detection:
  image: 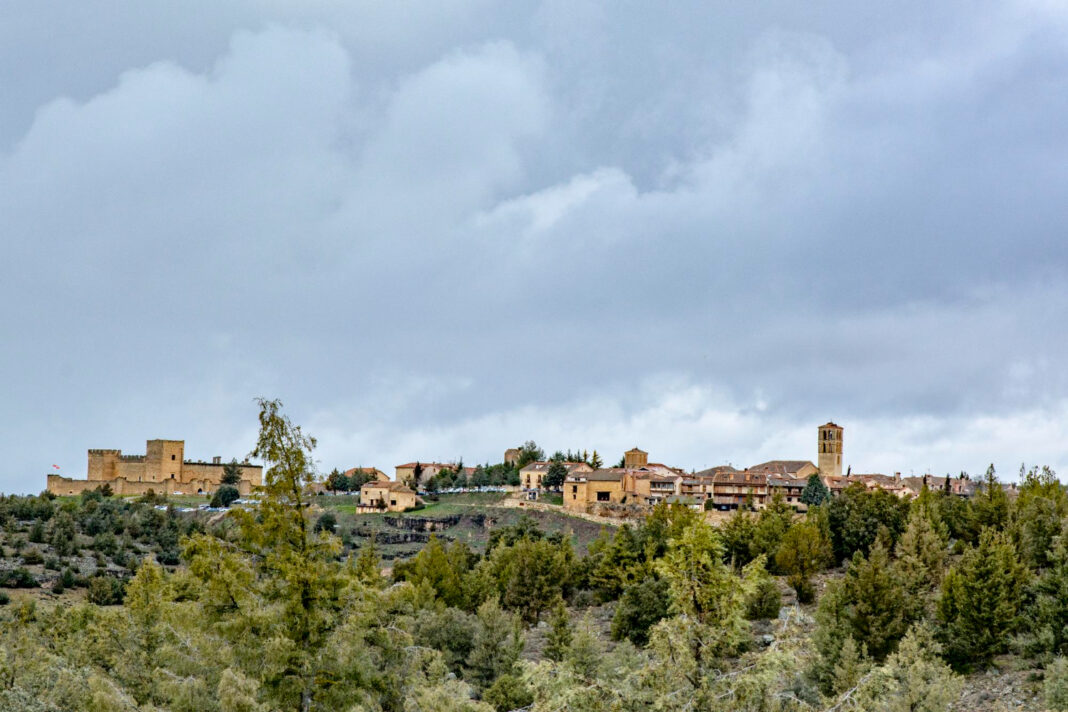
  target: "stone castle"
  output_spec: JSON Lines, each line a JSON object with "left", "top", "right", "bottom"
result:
{"left": 47, "top": 439, "right": 262, "bottom": 496}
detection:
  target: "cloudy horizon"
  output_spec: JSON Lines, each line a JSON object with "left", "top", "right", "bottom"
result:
{"left": 4, "top": 1, "right": 1068, "bottom": 493}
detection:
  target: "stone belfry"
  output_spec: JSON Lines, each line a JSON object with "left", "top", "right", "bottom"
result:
{"left": 818, "top": 422, "right": 843, "bottom": 478}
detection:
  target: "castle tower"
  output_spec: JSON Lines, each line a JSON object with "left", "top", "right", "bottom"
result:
{"left": 624, "top": 448, "right": 648, "bottom": 469}
{"left": 817, "top": 423, "right": 843, "bottom": 478}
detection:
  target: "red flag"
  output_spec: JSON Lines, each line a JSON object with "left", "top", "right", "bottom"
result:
{"left": 52, "top": 464, "right": 60, "bottom": 470}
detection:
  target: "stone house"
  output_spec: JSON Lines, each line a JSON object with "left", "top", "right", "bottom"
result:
{"left": 359, "top": 480, "right": 418, "bottom": 512}
{"left": 563, "top": 469, "right": 628, "bottom": 512}
{"left": 519, "top": 461, "right": 592, "bottom": 490}
{"left": 710, "top": 470, "right": 769, "bottom": 510}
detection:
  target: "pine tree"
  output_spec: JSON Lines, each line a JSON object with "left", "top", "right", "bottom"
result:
{"left": 566, "top": 613, "right": 602, "bottom": 680}
{"left": 844, "top": 535, "right": 910, "bottom": 661}
{"left": 775, "top": 519, "right": 831, "bottom": 603}
{"left": 938, "top": 528, "right": 1029, "bottom": 670}
{"left": 832, "top": 636, "right": 870, "bottom": 695}
{"left": 973, "top": 464, "right": 1009, "bottom": 531}
{"left": 221, "top": 459, "right": 243, "bottom": 486}
{"left": 466, "top": 598, "right": 524, "bottom": 690}
{"left": 589, "top": 450, "right": 603, "bottom": 470}
{"left": 543, "top": 600, "right": 572, "bottom": 662}
{"left": 895, "top": 507, "right": 948, "bottom": 591}
{"left": 801, "top": 474, "right": 831, "bottom": 507}
{"left": 353, "top": 540, "right": 382, "bottom": 587}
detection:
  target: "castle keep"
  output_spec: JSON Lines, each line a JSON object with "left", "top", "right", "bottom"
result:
{"left": 47, "top": 439, "right": 262, "bottom": 496}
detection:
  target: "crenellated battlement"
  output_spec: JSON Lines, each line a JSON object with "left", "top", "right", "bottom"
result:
{"left": 50, "top": 439, "right": 263, "bottom": 495}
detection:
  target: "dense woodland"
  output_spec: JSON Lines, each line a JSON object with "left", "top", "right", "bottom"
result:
{"left": 2, "top": 402, "right": 1068, "bottom": 710}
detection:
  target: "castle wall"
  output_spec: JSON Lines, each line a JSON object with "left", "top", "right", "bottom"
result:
{"left": 48, "top": 439, "right": 262, "bottom": 496}
{"left": 116, "top": 460, "right": 148, "bottom": 482}
{"left": 181, "top": 462, "right": 262, "bottom": 488}
{"left": 87, "top": 449, "right": 120, "bottom": 481}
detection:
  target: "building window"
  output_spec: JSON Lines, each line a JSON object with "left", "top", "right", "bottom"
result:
{"left": 390, "top": 499, "right": 396, "bottom": 506}
{"left": 171, "top": 454, "right": 176, "bottom": 460}
{"left": 597, "top": 491, "right": 610, "bottom": 502}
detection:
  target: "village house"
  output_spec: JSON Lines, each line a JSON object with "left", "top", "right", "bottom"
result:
{"left": 358, "top": 480, "right": 419, "bottom": 512}
{"left": 562, "top": 447, "right": 688, "bottom": 512}
{"left": 563, "top": 469, "right": 628, "bottom": 511}
{"left": 710, "top": 469, "right": 769, "bottom": 510}
{"left": 628, "top": 472, "right": 683, "bottom": 504}
{"left": 519, "top": 461, "right": 593, "bottom": 490}
{"left": 768, "top": 475, "right": 807, "bottom": 510}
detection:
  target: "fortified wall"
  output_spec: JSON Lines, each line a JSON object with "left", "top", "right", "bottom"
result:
{"left": 47, "top": 439, "right": 262, "bottom": 496}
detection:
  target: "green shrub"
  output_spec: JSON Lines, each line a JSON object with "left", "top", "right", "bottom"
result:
{"left": 210, "top": 485, "right": 240, "bottom": 508}
{"left": 0, "top": 592, "right": 9, "bottom": 605}
{"left": 59, "top": 567, "right": 78, "bottom": 589}
{"left": 746, "top": 576, "right": 782, "bottom": 620}
{"left": 21, "top": 548, "right": 44, "bottom": 566}
{"left": 0, "top": 568, "right": 38, "bottom": 588}
{"left": 87, "top": 575, "right": 125, "bottom": 605}
{"left": 1046, "top": 657, "right": 1068, "bottom": 711}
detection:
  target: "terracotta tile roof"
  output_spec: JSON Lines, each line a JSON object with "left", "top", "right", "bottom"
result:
{"left": 696, "top": 465, "right": 739, "bottom": 477}
{"left": 713, "top": 470, "right": 768, "bottom": 486}
{"left": 748, "top": 460, "right": 816, "bottom": 477}
{"left": 566, "top": 468, "right": 625, "bottom": 482}
{"left": 344, "top": 467, "right": 385, "bottom": 477}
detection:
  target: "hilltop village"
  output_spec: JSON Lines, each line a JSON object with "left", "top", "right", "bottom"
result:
{"left": 354, "top": 422, "right": 989, "bottom": 514}
{"left": 48, "top": 422, "right": 988, "bottom": 517}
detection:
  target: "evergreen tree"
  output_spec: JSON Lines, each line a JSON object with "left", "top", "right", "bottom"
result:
{"left": 611, "top": 576, "right": 671, "bottom": 645}
{"left": 566, "top": 613, "right": 602, "bottom": 680}
{"left": 353, "top": 541, "right": 382, "bottom": 586}
{"left": 775, "top": 519, "right": 831, "bottom": 603}
{"left": 394, "top": 535, "right": 467, "bottom": 608}
{"left": 516, "top": 441, "right": 545, "bottom": 469}
{"left": 800, "top": 474, "right": 831, "bottom": 507}
{"left": 183, "top": 398, "right": 349, "bottom": 711}
{"left": 1017, "top": 521, "right": 1068, "bottom": 658}
{"left": 720, "top": 508, "right": 756, "bottom": 568}
{"left": 589, "top": 450, "right": 603, "bottom": 470}
{"left": 221, "top": 459, "right": 243, "bottom": 486}
{"left": 938, "top": 528, "right": 1029, "bottom": 670}
{"left": 973, "top": 464, "right": 1010, "bottom": 532}
{"left": 844, "top": 535, "right": 910, "bottom": 661}
{"left": 542, "top": 461, "right": 568, "bottom": 490}
{"left": 845, "top": 624, "right": 962, "bottom": 712}
{"left": 895, "top": 506, "right": 948, "bottom": 592}
{"left": 827, "top": 482, "right": 910, "bottom": 563}
{"left": 751, "top": 493, "right": 794, "bottom": 569}
{"left": 466, "top": 598, "right": 524, "bottom": 690}
{"left": 543, "top": 599, "right": 572, "bottom": 662}
{"left": 654, "top": 518, "right": 753, "bottom": 656}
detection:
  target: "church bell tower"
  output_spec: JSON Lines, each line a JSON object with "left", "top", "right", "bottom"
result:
{"left": 818, "top": 422, "right": 843, "bottom": 478}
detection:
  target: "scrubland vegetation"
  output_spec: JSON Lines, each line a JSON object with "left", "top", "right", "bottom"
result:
{"left": 2, "top": 400, "right": 1067, "bottom": 711}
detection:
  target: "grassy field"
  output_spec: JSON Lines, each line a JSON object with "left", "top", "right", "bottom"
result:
{"left": 313, "top": 491, "right": 615, "bottom": 560}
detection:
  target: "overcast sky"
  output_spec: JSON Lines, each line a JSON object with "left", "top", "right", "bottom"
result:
{"left": 3, "top": 1, "right": 1068, "bottom": 492}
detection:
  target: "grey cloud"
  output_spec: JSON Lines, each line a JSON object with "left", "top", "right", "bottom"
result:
{"left": 3, "top": 2, "right": 1068, "bottom": 490}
